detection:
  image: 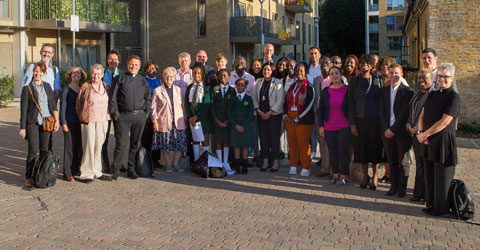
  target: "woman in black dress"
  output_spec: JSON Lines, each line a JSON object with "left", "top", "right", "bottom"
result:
{"left": 347, "top": 55, "right": 384, "bottom": 189}
{"left": 417, "top": 63, "right": 460, "bottom": 216}
{"left": 60, "top": 67, "right": 86, "bottom": 181}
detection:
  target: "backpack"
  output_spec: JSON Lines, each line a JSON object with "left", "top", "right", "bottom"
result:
{"left": 449, "top": 179, "right": 475, "bottom": 220}
{"left": 32, "top": 151, "right": 59, "bottom": 188}
{"left": 135, "top": 147, "right": 153, "bottom": 177}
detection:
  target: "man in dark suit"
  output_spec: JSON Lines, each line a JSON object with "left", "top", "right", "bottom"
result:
{"left": 194, "top": 50, "right": 214, "bottom": 76}
{"left": 379, "top": 64, "right": 414, "bottom": 198}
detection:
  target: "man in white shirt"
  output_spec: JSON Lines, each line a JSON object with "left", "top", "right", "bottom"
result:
{"left": 23, "top": 43, "right": 61, "bottom": 101}
{"left": 262, "top": 43, "right": 275, "bottom": 64}
{"left": 229, "top": 56, "right": 255, "bottom": 96}
{"left": 379, "top": 64, "right": 414, "bottom": 198}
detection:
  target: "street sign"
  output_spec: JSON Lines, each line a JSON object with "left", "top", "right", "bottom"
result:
{"left": 71, "top": 15, "right": 79, "bottom": 32}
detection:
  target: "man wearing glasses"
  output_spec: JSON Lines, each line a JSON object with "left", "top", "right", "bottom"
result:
{"left": 23, "top": 43, "right": 61, "bottom": 101}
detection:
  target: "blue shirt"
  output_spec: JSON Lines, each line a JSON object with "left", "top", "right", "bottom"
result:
{"left": 103, "top": 68, "right": 120, "bottom": 87}
{"left": 23, "top": 63, "right": 61, "bottom": 91}
{"left": 146, "top": 76, "right": 162, "bottom": 96}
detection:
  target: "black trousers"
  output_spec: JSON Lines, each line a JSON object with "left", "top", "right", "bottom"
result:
{"left": 412, "top": 137, "right": 425, "bottom": 199}
{"left": 26, "top": 124, "right": 50, "bottom": 178}
{"left": 112, "top": 112, "right": 147, "bottom": 173}
{"left": 257, "top": 114, "right": 282, "bottom": 161}
{"left": 325, "top": 127, "right": 352, "bottom": 176}
{"left": 63, "top": 123, "right": 82, "bottom": 178}
{"left": 424, "top": 157, "right": 456, "bottom": 213}
{"left": 382, "top": 134, "right": 411, "bottom": 192}
{"left": 185, "top": 125, "right": 194, "bottom": 163}
{"left": 101, "top": 120, "right": 113, "bottom": 173}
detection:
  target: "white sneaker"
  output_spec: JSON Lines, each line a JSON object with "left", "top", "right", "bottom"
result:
{"left": 300, "top": 168, "right": 311, "bottom": 177}
{"left": 289, "top": 167, "right": 297, "bottom": 175}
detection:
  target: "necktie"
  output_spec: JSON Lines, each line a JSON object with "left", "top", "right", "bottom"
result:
{"left": 192, "top": 85, "right": 199, "bottom": 110}
{"left": 238, "top": 94, "right": 241, "bottom": 101}
{"left": 223, "top": 86, "right": 226, "bottom": 97}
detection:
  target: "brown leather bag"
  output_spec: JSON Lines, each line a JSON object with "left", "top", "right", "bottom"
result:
{"left": 28, "top": 85, "right": 55, "bottom": 132}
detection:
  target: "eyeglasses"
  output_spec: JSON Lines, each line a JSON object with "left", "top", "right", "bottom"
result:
{"left": 333, "top": 61, "right": 341, "bottom": 65}
{"left": 437, "top": 75, "right": 453, "bottom": 80}
{"left": 41, "top": 51, "right": 53, "bottom": 55}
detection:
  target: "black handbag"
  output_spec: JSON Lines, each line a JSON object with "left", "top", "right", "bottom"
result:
{"left": 192, "top": 151, "right": 210, "bottom": 178}
{"left": 32, "top": 150, "right": 59, "bottom": 188}
{"left": 135, "top": 147, "right": 153, "bottom": 177}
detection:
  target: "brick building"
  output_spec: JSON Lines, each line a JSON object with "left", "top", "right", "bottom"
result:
{"left": 366, "top": 0, "right": 404, "bottom": 61}
{"left": 148, "top": 0, "right": 319, "bottom": 71}
{"left": 403, "top": 0, "right": 480, "bottom": 123}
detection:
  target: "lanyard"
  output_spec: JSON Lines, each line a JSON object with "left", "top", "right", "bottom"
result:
{"left": 292, "top": 83, "right": 302, "bottom": 106}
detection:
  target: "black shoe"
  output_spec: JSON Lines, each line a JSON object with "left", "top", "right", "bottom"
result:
{"left": 259, "top": 166, "right": 270, "bottom": 172}
{"left": 278, "top": 151, "right": 285, "bottom": 160}
{"left": 380, "top": 176, "right": 390, "bottom": 183}
{"left": 112, "top": 172, "right": 119, "bottom": 180}
{"left": 422, "top": 207, "right": 433, "bottom": 213}
{"left": 386, "top": 188, "right": 398, "bottom": 196}
{"left": 360, "top": 184, "right": 367, "bottom": 189}
{"left": 269, "top": 167, "right": 279, "bottom": 172}
{"left": 241, "top": 160, "right": 248, "bottom": 175}
{"left": 127, "top": 170, "right": 139, "bottom": 179}
{"left": 395, "top": 189, "right": 406, "bottom": 198}
{"left": 369, "top": 184, "right": 377, "bottom": 191}
{"left": 247, "top": 163, "right": 255, "bottom": 168}
{"left": 120, "top": 165, "right": 127, "bottom": 172}
{"left": 233, "top": 160, "right": 241, "bottom": 174}
{"left": 80, "top": 178, "right": 94, "bottom": 183}
{"left": 410, "top": 197, "right": 423, "bottom": 202}
{"left": 316, "top": 158, "right": 322, "bottom": 166}
{"left": 97, "top": 175, "right": 112, "bottom": 181}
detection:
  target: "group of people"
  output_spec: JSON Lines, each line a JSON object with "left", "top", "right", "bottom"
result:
{"left": 20, "top": 43, "right": 460, "bottom": 217}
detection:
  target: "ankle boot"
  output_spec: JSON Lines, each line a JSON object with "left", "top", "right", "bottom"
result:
{"left": 234, "top": 159, "right": 241, "bottom": 174}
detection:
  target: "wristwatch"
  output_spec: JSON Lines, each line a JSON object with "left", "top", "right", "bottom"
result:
{"left": 416, "top": 130, "right": 423, "bottom": 135}
{"left": 294, "top": 117, "right": 299, "bottom": 123}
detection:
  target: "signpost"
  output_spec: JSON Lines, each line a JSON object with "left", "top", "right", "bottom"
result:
{"left": 71, "top": 0, "right": 79, "bottom": 66}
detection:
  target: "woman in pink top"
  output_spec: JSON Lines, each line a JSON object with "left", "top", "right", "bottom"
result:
{"left": 318, "top": 66, "right": 352, "bottom": 185}
{"left": 76, "top": 64, "right": 111, "bottom": 183}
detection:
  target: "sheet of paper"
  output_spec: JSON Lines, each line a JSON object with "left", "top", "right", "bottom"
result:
{"left": 207, "top": 154, "right": 235, "bottom": 175}
{"left": 190, "top": 122, "right": 204, "bottom": 142}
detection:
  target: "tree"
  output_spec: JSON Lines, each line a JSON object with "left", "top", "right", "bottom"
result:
{"left": 318, "top": 0, "right": 365, "bottom": 58}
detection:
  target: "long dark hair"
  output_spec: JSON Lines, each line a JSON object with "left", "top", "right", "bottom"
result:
{"left": 248, "top": 59, "right": 263, "bottom": 80}
{"left": 273, "top": 56, "right": 288, "bottom": 79}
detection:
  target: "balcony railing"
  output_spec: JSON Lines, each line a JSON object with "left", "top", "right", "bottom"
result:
{"left": 369, "top": 23, "right": 379, "bottom": 33}
{"left": 285, "top": 0, "right": 312, "bottom": 13}
{"left": 25, "top": 0, "right": 130, "bottom": 25}
{"left": 369, "top": 4, "right": 379, "bottom": 11}
{"left": 230, "top": 16, "right": 277, "bottom": 39}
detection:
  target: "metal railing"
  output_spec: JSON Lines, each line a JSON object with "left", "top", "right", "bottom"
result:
{"left": 25, "top": 0, "right": 130, "bottom": 25}
{"left": 369, "top": 4, "right": 379, "bottom": 11}
{"left": 230, "top": 16, "right": 277, "bottom": 38}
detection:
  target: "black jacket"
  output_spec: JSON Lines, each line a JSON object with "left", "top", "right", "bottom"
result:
{"left": 347, "top": 75, "right": 383, "bottom": 124}
{"left": 318, "top": 86, "right": 350, "bottom": 127}
{"left": 378, "top": 83, "right": 414, "bottom": 135}
{"left": 110, "top": 72, "right": 152, "bottom": 117}
{"left": 20, "top": 82, "right": 57, "bottom": 129}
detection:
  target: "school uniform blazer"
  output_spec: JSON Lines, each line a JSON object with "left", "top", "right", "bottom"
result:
{"left": 252, "top": 77, "right": 284, "bottom": 115}
{"left": 20, "top": 81, "right": 57, "bottom": 129}
{"left": 210, "top": 85, "right": 236, "bottom": 122}
{"left": 347, "top": 75, "right": 383, "bottom": 125}
{"left": 151, "top": 84, "right": 186, "bottom": 132}
{"left": 378, "top": 83, "right": 414, "bottom": 136}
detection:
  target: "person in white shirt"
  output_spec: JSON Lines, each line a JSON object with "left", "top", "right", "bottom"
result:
{"left": 229, "top": 56, "right": 255, "bottom": 97}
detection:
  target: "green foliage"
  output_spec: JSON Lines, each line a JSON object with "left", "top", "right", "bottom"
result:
{"left": 25, "top": 0, "right": 129, "bottom": 25}
{"left": 318, "top": 0, "right": 365, "bottom": 58}
{"left": 0, "top": 75, "right": 14, "bottom": 107}
{"left": 458, "top": 121, "right": 480, "bottom": 134}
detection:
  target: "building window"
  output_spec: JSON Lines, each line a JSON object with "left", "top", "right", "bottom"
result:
{"left": 386, "top": 16, "right": 403, "bottom": 30}
{"left": 369, "top": 0, "right": 378, "bottom": 11}
{"left": 236, "top": 3, "right": 246, "bottom": 16}
{"left": 369, "top": 33, "right": 379, "bottom": 52}
{"left": 66, "top": 45, "right": 100, "bottom": 70}
{"left": 386, "top": 0, "right": 404, "bottom": 10}
{"left": 387, "top": 36, "right": 402, "bottom": 50}
{"left": 247, "top": 5, "right": 253, "bottom": 16}
{"left": 197, "top": 0, "right": 206, "bottom": 37}
{"left": 369, "top": 16, "right": 378, "bottom": 33}
{"left": 0, "top": 0, "right": 8, "bottom": 18}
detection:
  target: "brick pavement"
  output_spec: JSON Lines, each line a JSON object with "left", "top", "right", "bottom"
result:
{"left": 1, "top": 102, "right": 480, "bottom": 249}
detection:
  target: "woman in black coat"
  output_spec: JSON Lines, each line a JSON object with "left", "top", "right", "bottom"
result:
{"left": 417, "top": 63, "right": 460, "bottom": 216}
{"left": 19, "top": 62, "right": 59, "bottom": 187}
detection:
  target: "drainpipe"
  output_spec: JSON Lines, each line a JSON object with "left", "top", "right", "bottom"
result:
{"left": 146, "top": 0, "right": 149, "bottom": 61}
{"left": 232, "top": 0, "right": 235, "bottom": 60}
{"left": 365, "top": 0, "right": 369, "bottom": 55}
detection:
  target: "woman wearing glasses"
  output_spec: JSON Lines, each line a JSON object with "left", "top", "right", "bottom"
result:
{"left": 417, "top": 63, "right": 460, "bottom": 216}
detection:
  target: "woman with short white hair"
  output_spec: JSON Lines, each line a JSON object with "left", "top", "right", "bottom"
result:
{"left": 151, "top": 67, "right": 187, "bottom": 172}
{"left": 76, "top": 64, "right": 111, "bottom": 183}
{"left": 417, "top": 63, "right": 460, "bottom": 216}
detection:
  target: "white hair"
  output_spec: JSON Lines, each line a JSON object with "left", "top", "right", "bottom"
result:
{"left": 178, "top": 52, "right": 191, "bottom": 61}
{"left": 90, "top": 63, "right": 105, "bottom": 74}
{"left": 437, "top": 63, "right": 455, "bottom": 76}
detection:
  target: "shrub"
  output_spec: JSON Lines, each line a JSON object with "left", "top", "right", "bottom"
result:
{"left": 0, "top": 75, "right": 14, "bottom": 107}
{"left": 458, "top": 121, "right": 480, "bottom": 134}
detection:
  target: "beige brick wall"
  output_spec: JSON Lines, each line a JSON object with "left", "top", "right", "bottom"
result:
{"left": 149, "top": 0, "right": 230, "bottom": 71}
{"left": 428, "top": 0, "right": 480, "bottom": 123}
